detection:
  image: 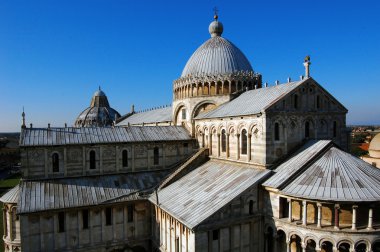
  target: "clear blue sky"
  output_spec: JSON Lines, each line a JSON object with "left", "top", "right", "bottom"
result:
{"left": 1, "top": 0, "right": 379, "bottom": 132}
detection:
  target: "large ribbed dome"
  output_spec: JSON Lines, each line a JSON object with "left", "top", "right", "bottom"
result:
{"left": 369, "top": 133, "right": 380, "bottom": 158}
{"left": 181, "top": 18, "right": 253, "bottom": 78}
{"left": 74, "top": 88, "right": 121, "bottom": 127}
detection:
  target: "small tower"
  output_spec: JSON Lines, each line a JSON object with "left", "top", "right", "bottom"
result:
{"left": 303, "top": 55, "right": 311, "bottom": 78}
{"left": 21, "top": 107, "right": 26, "bottom": 129}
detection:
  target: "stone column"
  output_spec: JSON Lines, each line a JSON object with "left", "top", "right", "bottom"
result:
{"left": 209, "top": 133, "right": 213, "bottom": 156}
{"left": 196, "top": 84, "right": 199, "bottom": 96}
{"left": 228, "top": 81, "right": 231, "bottom": 93}
{"left": 286, "top": 240, "right": 290, "bottom": 252}
{"left": 352, "top": 205, "right": 358, "bottom": 230}
{"left": 301, "top": 242, "right": 307, "bottom": 252}
{"left": 226, "top": 133, "right": 230, "bottom": 158}
{"left": 248, "top": 133, "right": 252, "bottom": 161}
{"left": 217, "top": 133, "right": 221, "bottom": 157}
{"left": 288, "top": 199, "right": 292, "bottom": 222}
{"left": 236, "top": 134, "right": 240, "bottom": 160}
{"left": 334, "top": 204, "right": 340, "bottom": 230}
{"left": 317, "top": 203, "right": 322, "bottom": 228}
{"left": 368, "top": 207, "right": 373, "bottom": 230}
{"left": 302, "top": 201, "right": 307, "bottom": 226}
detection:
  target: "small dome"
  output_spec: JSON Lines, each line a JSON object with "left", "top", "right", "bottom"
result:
{"left": 369, "top": 133, "right": 380, "bottom": 158}
{"left": 74, "top": 88, "right": 120, "bottom": 127}
{"left": 181, "top": 18, "right": 253, "bottom": 78}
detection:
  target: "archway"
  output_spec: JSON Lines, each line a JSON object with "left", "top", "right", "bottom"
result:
{"left": 276, "top": 230, "right": 286, "bottom": 252}
{"left": 338, "top": 242, "right": 350, "bottom": 252}
{"left": 306, "top": 239, "right": 317, "bottom": 252}
{"left": 373, "top": 241, "right": 380, "bottom": 252}
{"left": 321, "top": 241, "right": 333, "bottom": 252}
{"left": 290, "top": 234, "right": 302, "bottom": 252}
{"left": 192, "top": 102, "right": 216, "bottom": 118}
{"left": 355, "top": 243, "right": 367, "bottom": 252}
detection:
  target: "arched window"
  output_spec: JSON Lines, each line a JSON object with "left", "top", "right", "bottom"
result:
{"left": 294, "top": 94, "right": 298, "bottom": 109}
{"left": 89, "top": 150, "right": 96, "bottom": 169}
{"left": 122, "top": 150, "right": 128, "bottom": 167}
{"left": 221, "top": 129, "right": 226, "bottom": 153}
{"left": 305, "top": 121, "right": 310, "bottom": 138}
{"left": 249, "top": 200, "right": 254, "bottom": 214}
{"left": 316, "top": 95, "right": 320, "bottom": 109}
{"left": 153, "top": 147, "right": 159, "bottom": 165}
{"left": 274, "top": 123, "right": 280, "bottom": 141}
{"left": 241, "top": 129, "right": 247, "bottom": 155}
{"left": 52, "top": 153, "right": 59, "bottom": 172}
{"left": 333, "top": 121, "right": 337, "bottom": 137}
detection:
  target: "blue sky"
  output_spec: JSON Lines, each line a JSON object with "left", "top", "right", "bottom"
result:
{"left": 1, "top": 0, "right": 379, "bottom": 132}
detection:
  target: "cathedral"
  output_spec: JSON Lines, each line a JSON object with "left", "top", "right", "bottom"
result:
{"left": 2, "top": 15, "right": 380, "bottom": 252}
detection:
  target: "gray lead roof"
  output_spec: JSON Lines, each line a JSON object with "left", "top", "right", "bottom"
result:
{"left": 20, "top": 126, "right": 190, "bottom": 147}
{"left": 17, "top": 171, "right": 168, "bottom": 214}
{"left": 116, "top": 106, "right": 172, "bottom": 126}
{"left": 264, "top": 140, "right": 380, "bottom": 202}
{"left": 150, "top": 160, "right": 270, "bottom": 229}
{"left": 0, "top": 184, "right": 20, "bottom": 204}
{"left": 195, "top": 80, "right": 305, "bottom": 119}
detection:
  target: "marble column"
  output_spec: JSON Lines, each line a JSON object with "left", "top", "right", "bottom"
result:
{"left": 368, "top": 207, "right": 373, "bottom": 230}
{"left": 288, "top": 199, "right": 292, "bottom": 222}
{"left": 302, "top": 201, "right": 307, "bottom": 226}
{"left": 334, "top": 204, "right": 340, "bottom": 230}
{"left": 217, "top": 133, "right": 221, "bottom": 157}
{"left": 248, "top": 133, "right": 252, "bottom": 161}
{"left": 226, "top": 133, "right": 230, "bottom": 158}
{"left": 317, "top": 203, "right": 322, "bottom": 228}
{"left": 352, "top": 205, "right": 358, "bottom": 230}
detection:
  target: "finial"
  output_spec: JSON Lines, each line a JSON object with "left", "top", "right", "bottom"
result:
{"left": 98, "top": 85, "right": 101, "bottom": 91}
{"left": 21, "top": 106, "right": 26, "bottom": 129}
{"left": 213, "top": 7, "right": 218, "bottom": 20}
{"left": 303, "top": 55, "right": 311, "bottom": 78}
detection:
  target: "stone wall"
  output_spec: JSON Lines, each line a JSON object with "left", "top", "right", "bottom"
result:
{"left": 20, "top": 201, "right": 151, "bottom": 252}
{"left": 21, "top": 140, "right": 194, "bottom": 180}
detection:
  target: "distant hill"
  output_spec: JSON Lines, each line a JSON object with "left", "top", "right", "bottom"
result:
{"left": 0, "top": 133, "right": 20, "bottom": 149}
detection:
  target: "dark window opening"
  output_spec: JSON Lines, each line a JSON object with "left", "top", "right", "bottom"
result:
{"left": 333, "top": 121, "right": 337, "bottom": 137}
{"left": 122, "top": 150, "right": 128, "bottom": 167}
{"left": 105, "top": 207, "right": 112, "bottom": 226}
{"left": 316, "top": 95, "right": 320, "bottom": 109}
{"left": 175, "top": 237, "right": 180, "bottom": 252}
{"left": 58, "top": 212, "right": 65, "bottom": 233}
{"left": 127, "top": 205, "right": 134, "bottom": 223}
{"left": 221, "top": 129, "right": 226, "bottom": 152}
{"left": 249, "top": 200, "right": 254, "bottom": 214}
{"left": 294, "top": 94, "right": 298, "bottom": 109}
{"left": 274, "top": 123, "right": 280, "bottom": 141}
{"left": 153, "top": 147, "right": 159, "bottom": 165}
{"left": 82, "top": 209, "right": 89, "bottom": 229}
{"left": 212, "top": 230, "right": 219, "bottom": 240}
{"left": 89, "top": 150, "right": 96, "bottom": 169}
{"left": 52, "top": 153, "right": 59, "bottom": 172}
{"left": 181, "top": 109, "right": 186, "bottom": 120}
{"left": 183, "top": 143, "right": 188, "bottom": 148}
{"left": 305, "top": 121, "right": 310, "bottom": 138}
{"left": 241, "top": 129, "right": 247, "bottom": 155}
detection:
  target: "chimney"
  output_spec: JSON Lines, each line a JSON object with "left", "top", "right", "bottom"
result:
{"left": 303, "top": 55, "right": 311, "bottom": 78}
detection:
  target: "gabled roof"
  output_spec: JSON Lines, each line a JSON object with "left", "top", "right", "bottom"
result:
{"left": 20, "top": 126, "right": 190, "bottom": 147}
{"left": 0, "top": 184, "right": 20, "bottom": 204}
{"left": 150, "top": 160, "right": 270, "bottom": 229}
{"left": 263, "top": 140, "right": 380, "bottom": 202}
{"left": 116, "top": 106, "right": 172, "bottom": 126}
{"left": 17, "top": 171, "right": 168, "bottom": 214}
{"left": 195, "top": 80, "right": 305, "bottom": 119}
